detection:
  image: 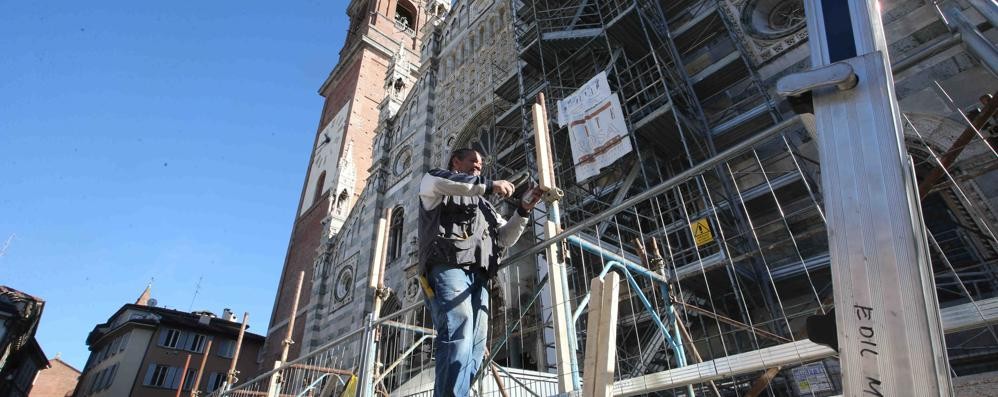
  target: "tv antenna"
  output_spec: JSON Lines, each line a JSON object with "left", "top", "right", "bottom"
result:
{"left": 188, "top": 275, "right": 203, "bottom": 312}
{"left": 0, "top": 234, "right": 14, "bottom": 258}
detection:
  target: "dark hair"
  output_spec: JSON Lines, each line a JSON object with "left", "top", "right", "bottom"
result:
{"left": 448, "top": 148, "right": 479, "bottom": 170}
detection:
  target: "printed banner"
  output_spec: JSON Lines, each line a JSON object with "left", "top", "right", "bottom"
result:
{"left": 557, "top": 72, "right": 632, "bottom": 182}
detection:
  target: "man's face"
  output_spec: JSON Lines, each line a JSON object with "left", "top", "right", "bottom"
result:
{"left": 452, "top": 152, "right": 482, "bottom": 176}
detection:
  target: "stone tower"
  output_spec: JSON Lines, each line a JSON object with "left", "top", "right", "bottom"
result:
{"left": 260, "top": 0, "right": 431, "bottom": 372}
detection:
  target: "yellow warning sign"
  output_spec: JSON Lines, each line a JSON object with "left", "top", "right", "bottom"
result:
{"left": 692, "top": 217, "right": 713, "bottom": 247}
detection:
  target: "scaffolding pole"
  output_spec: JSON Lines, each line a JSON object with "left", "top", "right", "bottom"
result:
{"left": 531, "top": 94, "right": 579, "bottom": 393}
{"left": 779, "top": 1, "right": 954, "bottom": 395}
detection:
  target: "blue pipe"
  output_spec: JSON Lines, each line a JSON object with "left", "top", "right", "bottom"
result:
{"left": 565, "top": 235, "right": 687, "bottom": 367}
{"left": 547, "top": 205, "right": 582, "bottom": 391}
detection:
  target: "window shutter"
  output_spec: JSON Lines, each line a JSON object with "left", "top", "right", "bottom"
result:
{"left": 178, "top": 331, "right": 191, "bottom": 350}
{"left": 157, "top": 329, "right": 168, "bottom": 346}
{"left": 88, "top": 370, "right": 101, "bottom": 393}
{"left": 207, "top": 372, "right": 220, "bottom": 391}
{"left": 143, "top": 364, "right": 156, "bottom": 385}
{"left": 105, "top": 364, "right": 118, "bottom": 389}
{"left": 165, "top": 367, "right": 178, "bottom": 389}
{"left": 119, "top": 332, "right": 130, "bottom": 351}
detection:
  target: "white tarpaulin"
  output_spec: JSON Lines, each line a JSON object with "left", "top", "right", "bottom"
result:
{"left": 556, "top": 72, "right": 632, "bottom": 182}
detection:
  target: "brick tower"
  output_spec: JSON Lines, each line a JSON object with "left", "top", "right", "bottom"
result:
{"left": 260, "top": 0, "right": 430, "bottom": 372}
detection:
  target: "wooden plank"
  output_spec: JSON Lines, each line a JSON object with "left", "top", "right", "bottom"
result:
{"left": 593, "top": 273, "right": 620, "bottom": 397}
{"left": 581, "top": 277, "right": 604, "bottom": 397}
{"left": 743, "top": 366, "right": 782, "bottom": 397}
{"left": 532, "top": 102, "right": 556, "bottom": 192}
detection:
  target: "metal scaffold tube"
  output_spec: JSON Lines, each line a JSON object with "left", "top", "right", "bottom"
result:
{"left": 784, "top": 1, "right": 955, "bottom": 395}
{"left": 503, "top": 115, "right": 806, "bottom": 267}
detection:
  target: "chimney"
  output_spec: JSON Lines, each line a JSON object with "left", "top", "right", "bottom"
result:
{"left": 222, "top": 308, "right": 237, "bottom": 322}
{"left": 198, "top": 313, "right": 211, "bottom": 326}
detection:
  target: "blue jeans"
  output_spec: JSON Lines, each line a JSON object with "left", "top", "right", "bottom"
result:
{"left": 426, "top": 265, "right": 489, "bottom": 397}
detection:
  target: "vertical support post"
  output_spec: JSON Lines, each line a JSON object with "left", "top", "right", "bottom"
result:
{"left": 176, "top": 354, "right": 192, "bottom": 397}
{"left": 224, "top": 312, "right": 249, "bottom": 390}
{"left": 802, "top": 1, "right": 953, "bottom": 395}
{"left": 190, "top": 340, "right": 212, "bottom": 397}
{"left": 532, "top": 95, "right": 579, "bottom": 393}
{"left": 266, "top": 361, "right": 281, "bottom": 397}
{"left": 581, "top": 272, "right": 618, "bottom": 397}
{"left": 581, "top": 277, "right": 603, "bottom": 397}
{"left": 359, "top": 208, "right": 393, "bottom": 397}
{"left": 281, "top": 271, "right": 306, "bottom": 363}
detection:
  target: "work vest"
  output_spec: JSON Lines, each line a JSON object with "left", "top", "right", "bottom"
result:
{"left": 418, "top": 194, "right": 502, "bottom": 276}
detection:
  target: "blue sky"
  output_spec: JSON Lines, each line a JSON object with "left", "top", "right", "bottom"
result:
{"left": 0, "top": 1, "right": 349, "bottom": 369}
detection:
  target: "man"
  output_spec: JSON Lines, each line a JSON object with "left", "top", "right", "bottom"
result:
{"left": 418, "top": 148, "right": 539, "bottom": 397}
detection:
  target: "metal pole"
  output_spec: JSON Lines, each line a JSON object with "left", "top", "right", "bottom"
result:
{"left": 224, "top": 312, "right": 249, "bottom": 390}
{"left": 792, "top": 1, "right": 954, "bottom": 395}
{"left": 967, "top": 0, "right": 998, "bottom": 37}
{"left": 280, "top": 271, "right": 306, "bottom": 363}
{"left": 190, "top": 340, "right": 212, "bottom": 397}
{"left": 358, "top": 208, "right": 392, "bottom": 397}
{"left": 944, "top": 5, "right": 998, "bottom": 75}
{"left": 175, "top": 354, "right": 192, "bottom": 397}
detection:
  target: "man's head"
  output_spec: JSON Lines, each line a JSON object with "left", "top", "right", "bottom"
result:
{"left": 448, "top": 148, "right": 483, "bottom": 176}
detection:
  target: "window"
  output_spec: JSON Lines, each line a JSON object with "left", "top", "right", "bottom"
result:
{"left": 99, "top": 364, "right": 118, "bottom": 391}
{"left": 187, "top": 333, "right": 207, "bottom": 353}
{"left": 395, "top": 0, "right": 417, "bottom": 31}
{"left": 387, "top": 207, "right": 405, "bottom": 262}
{"left": 160, "top": 329, "right": 182, "bottom": 349}
{"left": 182, "top": 368, "right": 198, "bottom": 391}
{"left": 84, "top": 354, "right": 96, "bottom": 371}
{"left": 96, "top": 344, "right": 110, "bottom": 362}
{"left": 145, "top": 364, "right": 170, "bottom": 387}
{"left": 88, "top": 368, "right": 105, "bottom": 394}
{"left": 144, "top": 364, "right": 182, "bottom": 389}
{"left": 742, "top": 0, "right": 806, "bottom": 39}
{"left": 314, "top": 171, "right": 327, "bottom": 205}
{"left": 108, "top": 336, "right": 121, "bottom": 355}
{"left": 118, "top": 331, "right": 130, "bottom": 351}
{"left": 207, "top": 372, "right": 226, "bottom": 392}
{"left": 336, "top": 190, "right": 350, "bottom": 215}
{"left": 216, "top": 339, "right": 236, "bottom": 359}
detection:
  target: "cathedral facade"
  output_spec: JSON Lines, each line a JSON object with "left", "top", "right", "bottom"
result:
{"left": 268, "top": 0, "right": 998, "bottom": 394}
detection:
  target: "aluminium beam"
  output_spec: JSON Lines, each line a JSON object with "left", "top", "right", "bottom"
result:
{"left": 610, "top": 292, "right": 998, "bottom": 396}
{"left": 612, "top": 340, "right": 835, "bottom": 396}
{"left": 940, "top": 296, "right": 998, "bottom": 333}
{"left": 802, "top": 1, "right": 952, "bottom": 395}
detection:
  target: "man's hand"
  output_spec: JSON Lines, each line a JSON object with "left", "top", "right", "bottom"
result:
{"left": 520, "top": 182, "right": 544, "bottom": 212}
{"left": 492, "top": 180, "right": 514, "bottom": 198}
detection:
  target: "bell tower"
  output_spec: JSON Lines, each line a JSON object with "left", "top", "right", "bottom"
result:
{"left": 260, "top": 0, "right": 430, "bottom": 373}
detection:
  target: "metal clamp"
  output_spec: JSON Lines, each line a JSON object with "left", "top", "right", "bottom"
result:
{"left": 776, "top": 62, "right": 858, "bottom": 98}
{"left": 775, "top": 62, "right": 858, "bottom": 116}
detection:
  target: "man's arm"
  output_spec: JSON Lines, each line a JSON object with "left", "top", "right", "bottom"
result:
{"left": 422, "top": 169, "right": 492, "bottom": 197}
{"left": 495, "top": 184, "right": 544, "bottom": 247}
{"left": 419, "top": 169, "right": 516, "bottom": 210}
{"left": 419, "top": 169, "right": 491, "bottom": 211}
{"left": 496, "top": 210, "right": 530, "bottom": 248}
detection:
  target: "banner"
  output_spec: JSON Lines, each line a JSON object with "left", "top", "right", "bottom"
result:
{"left": 557, "top": 72, "right": 632, "bottom": 182}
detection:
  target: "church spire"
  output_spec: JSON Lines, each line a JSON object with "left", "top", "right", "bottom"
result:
{"left": 135, "top": 282, "right": 152, "bottom": 306}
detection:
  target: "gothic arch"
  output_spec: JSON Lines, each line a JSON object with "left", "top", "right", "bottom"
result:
{"left": 451, "top": 102, "right": 527, "bottom": 179}
{"left": 395, "top": 0, "right": 418, "bottom": 31}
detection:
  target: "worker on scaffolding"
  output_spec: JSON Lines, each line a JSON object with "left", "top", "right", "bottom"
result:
{"left": 418, "top": 148, "right": 540, "bottom": 397}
